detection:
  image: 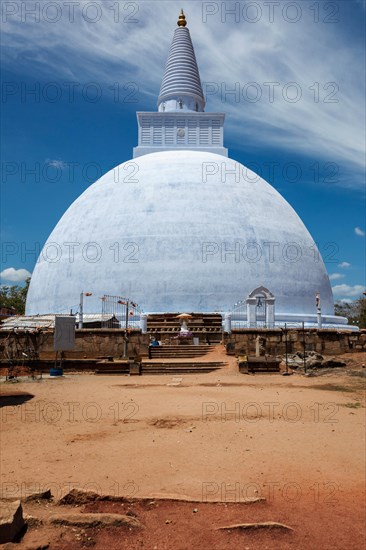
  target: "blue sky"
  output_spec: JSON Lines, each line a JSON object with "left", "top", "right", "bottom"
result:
{"left": 1, "top": 0, "right": 365, "bottom": 302}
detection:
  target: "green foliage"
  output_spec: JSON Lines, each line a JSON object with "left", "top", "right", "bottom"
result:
{"left": 0, "top": 278, "right": 30, "bottom": 314}
{"left": 335, "top": 295, "right": 366, "bottom": 329}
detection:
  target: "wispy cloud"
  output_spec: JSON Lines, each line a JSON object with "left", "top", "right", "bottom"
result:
{"left": 46, "top": 159, "right": 67, "bottom": 169}
{"left": 332, "top": 284, "right": 365, "bottom": 297}
{"left": 338, "top": 261, "right": 351, "bottom": 268}
{"left": 329, "top": 273, "right": 345, "bottom": 281}
{"left": 0, "top": 267, "right": 31, "bottom": 282}
{"left": 354, "top": 227, "right": 365, "bottom": 237}
{"left": 1, "top": 2, "right": 365, "bottom": 188}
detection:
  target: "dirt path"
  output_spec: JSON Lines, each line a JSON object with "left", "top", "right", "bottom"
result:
{"left": 1, "top": 351, "right": 365, "bottom": 548}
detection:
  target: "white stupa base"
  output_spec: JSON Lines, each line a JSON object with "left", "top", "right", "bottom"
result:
{"left": 229, "top": 312, "right": 357, "bottom": 331}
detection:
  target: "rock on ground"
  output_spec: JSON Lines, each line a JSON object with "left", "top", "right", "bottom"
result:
{"left": 0, "top": 500, "right": 25, "bottom": 543}
{"left": 48, "top": 512, "right": 140, "bottom": 528}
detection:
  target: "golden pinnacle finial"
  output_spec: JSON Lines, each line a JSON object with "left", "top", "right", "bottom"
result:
{"left": 177, "top": 9, "right": 187, "bottom": 27}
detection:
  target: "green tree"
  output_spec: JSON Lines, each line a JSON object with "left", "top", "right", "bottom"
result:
{"left": 0, "top": 278, "right": 30, "bottom": 314}
{"left": 335, "top": 295, "right": 366, "bottom": 329}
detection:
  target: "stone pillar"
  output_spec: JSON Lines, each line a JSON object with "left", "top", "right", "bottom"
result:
{"left": 224, "top": 313, "right": 232, "bottom": 333}
{"left": 140, "top": 313, "right": 147, "bottom": 334}
{"left": 266, "top": 298, "right": 275, "bottom": 328}
{"left": 255, "top": 336, "right": 260, "bottom": 357}
{"left": 317, "top": 308, "right": 322, "bottom": 329}
{"left": 246, "top": 298, "right": 257, "bottom": 328}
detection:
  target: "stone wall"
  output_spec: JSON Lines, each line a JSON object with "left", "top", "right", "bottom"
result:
{"left": 1, "top": 328, "right": 365, "bottom": 363}
{"left": 0, "top": 329, "right": 150, "bottom": 361}
{"left": 223, "top": 329, "right": 366, "bottom": 357}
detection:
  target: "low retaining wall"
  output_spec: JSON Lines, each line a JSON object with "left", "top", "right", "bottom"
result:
{"left": 223, "top": 329, "right": 366, "bottom": 356}
{"left": 1, "top": 328, "right": 365, "bottom": 364}
{"left": 0, "top": 329, "right": 150, "bottom": 361}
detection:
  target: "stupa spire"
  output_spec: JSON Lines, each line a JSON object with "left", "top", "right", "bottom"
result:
{"left": 158, "top": 11, "right": 205, "bottom": 112}
{"left": 133, "top": 10, "right": 227, "bottom": 158}
{"left": 177, "top": 9, "right": 187, "bottom": 27}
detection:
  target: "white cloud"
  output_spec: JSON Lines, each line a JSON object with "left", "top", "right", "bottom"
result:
{"left": 1, "top": 2, "right": 365, "bottom": 188}
{"left": 332, "top": 284, "right": 365, "bottom": 297}
{"left": 47, "top": 159, "right": 66, "bottom": 169}
{"left": 338, "top": 262, "right": 351, "bottom": 268}
{"left": 0, "top": 267, "right": 31, "bottom": 282}
{"left": 354, "top": 227, "right": 365, "bottom": 237}
{"left": 329, "top": 273, "right": 344, "bottom": 281}
{"left": 335, "top": 298, "right": 354, "bottom": 305}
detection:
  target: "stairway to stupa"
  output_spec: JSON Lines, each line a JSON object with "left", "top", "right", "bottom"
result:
{"left": 146, "top": 313, "right": 223, "bottom": 343}
{"left": 95, "top": 343, "right": 228, "bottom": 375}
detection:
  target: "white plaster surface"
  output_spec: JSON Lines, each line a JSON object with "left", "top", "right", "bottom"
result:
{"left": 26, "top": 151, "right": 337, "bottom": 321}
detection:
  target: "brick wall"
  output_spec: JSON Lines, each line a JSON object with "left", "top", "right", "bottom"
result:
{"left": 0, "top": 329, "right": 150, "bottom": 361}
{"left": 223, "top": 329, "right": 366, "bottom": 356}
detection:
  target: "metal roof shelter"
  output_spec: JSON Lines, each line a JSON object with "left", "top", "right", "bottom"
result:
{"left": 0, "top": 314, "right": 119, "bottom": 331}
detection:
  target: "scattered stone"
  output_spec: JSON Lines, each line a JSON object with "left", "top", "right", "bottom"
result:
{"left": 24, "top": 489, "right": 52, "bottom": 503}
{"left": 241, "top": 497, "right": 266, "bottom": 504}
{"left": 217, "top": 521, "right": 293, "bottom": 531}
{"left": 49, "top": 512, "right": 140, "bottom": 529}
{"left": 0, "top": 500, "right": 25, "bottom": 544}
{"left": 193, "top": 508, "right": 198, "bottom": 513}
{"left": 349, "top": 370, "right": 366, "bottom": 378}
{"left": 58, "top": 488, "right": 127, "bottom": 505}
{"left": 23, "top": 514, "right": 43, "bottom": 528}
{"left": 306, "top": 359, "right": 324, "bottom": 369}
{"left": 165, "top": 519, "right": 172, "bottom": 524}
{"left": 308, "top": 351, "right": 324, "bottom": 360}
{"left": 322, "top": 358, "right": 346, "bottom": 369}
{"left": 58, "top": 488, "right": 100, "bottom": 506}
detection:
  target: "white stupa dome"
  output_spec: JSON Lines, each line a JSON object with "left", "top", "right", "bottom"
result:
{"left": 25, "top": 11, "right": 350, "bottom": 328}
{"left": 26, "top": 150, "right": 334, "bottom": 317}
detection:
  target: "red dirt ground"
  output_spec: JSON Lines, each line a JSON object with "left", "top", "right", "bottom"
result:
{"left": 1, "top": 349, "right": 365, "bottom": 549}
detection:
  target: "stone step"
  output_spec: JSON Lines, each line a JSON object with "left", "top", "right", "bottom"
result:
{"left": 149, "top": 344, "right": 213, "bottom": 350}
{"left": 149, "top": 345, "right": 215, "bottom": 359}
{"left": 143, "top": 363, "right": 224, "bottom": 368}
{"left": 142, "top": 368, "right": 221, "bottom": 374}
{"left": 95, "top": 360, "right": 227, "bottom": 375}
{"left": 240, "top": 363, "right": 281, "bottom": 374}
{"left": 149, "top": 351, "right": 212, "bottom": 356}
{"left": 147, "top": 329, "right": 222, "bottom": 333}
{"left": 95, "top": 370, "right": 129, "bottom": 375}
{"left": 142, "top": 361, "right": 226, "bottom": 371}
{"left": 148, "top": 355, "right": 210, "bottom": 359}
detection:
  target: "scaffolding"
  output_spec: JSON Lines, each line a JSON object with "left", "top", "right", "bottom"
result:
{"left": 1, "top": 328, "right": 50, "bottom": 380}
{"left": 101, "top": 295, "right": 141, "bottom": 329}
